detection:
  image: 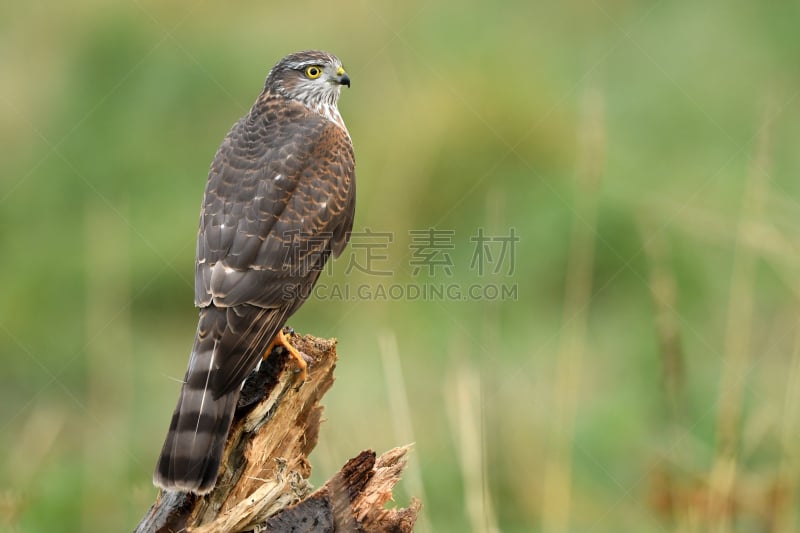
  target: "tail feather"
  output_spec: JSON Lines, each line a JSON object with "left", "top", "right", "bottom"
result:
{"left": 153, "top": 304, "right": 285, "bottom": 494}
{"left": 154, "top": 383, "right": 238, "bottom": 493}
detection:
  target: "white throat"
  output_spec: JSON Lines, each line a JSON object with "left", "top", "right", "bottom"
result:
{"left": 310, "top": 100, "right": 348, "bottom": 132}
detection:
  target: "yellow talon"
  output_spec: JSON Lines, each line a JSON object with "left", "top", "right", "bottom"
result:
{"left": 264, "top": 329, "right": 308, "bottom": 382}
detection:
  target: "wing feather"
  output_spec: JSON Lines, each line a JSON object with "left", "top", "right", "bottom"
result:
{"left": 195, "top": 99, "right": 355, "bottom": 309}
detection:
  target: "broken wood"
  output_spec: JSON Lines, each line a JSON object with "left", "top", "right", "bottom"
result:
{"left": 135, "top": 333, "right": 420, "bottom": 532}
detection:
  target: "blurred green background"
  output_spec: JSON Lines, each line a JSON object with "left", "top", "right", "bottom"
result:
{"left": 2, "top": 0, "right": 800, "bottom": 531}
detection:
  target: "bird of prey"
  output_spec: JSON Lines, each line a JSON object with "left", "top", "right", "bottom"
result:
{"left": 153, "top": 50, "right": 355, "bottom": 494}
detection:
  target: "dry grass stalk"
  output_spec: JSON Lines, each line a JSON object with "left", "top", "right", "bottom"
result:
{"left": 774, "top": 317, "right": 800, "bottom": 532}
{"left": 541, "top": 85, "right": 605, "bottom": 533}
{"left": 709, "top": 102, "right": 774, "bottom": 532}
{"left": 445, "top": 359, "right": 500, "bottom": 533}
{"left": 639, "top": 217, "right": 689, "bottom": 527}
{"left": 378, "top": 330, "right": 432, "bottom": 532}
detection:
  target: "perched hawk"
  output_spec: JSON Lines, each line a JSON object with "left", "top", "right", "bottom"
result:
{"left": 153, "top": 50, "right": 355, "bottom": 494}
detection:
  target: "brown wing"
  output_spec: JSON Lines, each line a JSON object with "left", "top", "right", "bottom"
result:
{"left": 193, "top": 97, "right": 354, "bottom": 395}
{"left": 195, "top": 98, "right": 355, "bottom": 311}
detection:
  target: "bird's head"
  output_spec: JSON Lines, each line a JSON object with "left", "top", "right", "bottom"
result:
{"left": 265, "top": 50, "right": 350, "bottom": 111}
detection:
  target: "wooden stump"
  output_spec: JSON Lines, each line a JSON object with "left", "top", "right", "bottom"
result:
{"left": 135, "top": 333, "right": 420, "bottom": 532}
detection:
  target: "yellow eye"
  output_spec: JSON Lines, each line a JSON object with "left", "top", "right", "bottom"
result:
{"left": 305, "top": 65, "right": 323, "bottom": 79}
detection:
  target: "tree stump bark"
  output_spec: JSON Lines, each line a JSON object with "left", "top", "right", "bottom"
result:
{"left": 135, "top": 333, "right": 420, "bottom": 532}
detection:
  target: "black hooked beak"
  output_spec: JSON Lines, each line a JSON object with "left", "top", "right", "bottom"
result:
{"left": 335, "top": 67, "right": 350, "bottom": 88}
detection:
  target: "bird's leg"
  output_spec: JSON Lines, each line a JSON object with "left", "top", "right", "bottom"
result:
{"left": 263, "top": 327, "right": 296, "bottom": 359}
{"left": 264, "top": 327, "right": 308, "bottom": 382}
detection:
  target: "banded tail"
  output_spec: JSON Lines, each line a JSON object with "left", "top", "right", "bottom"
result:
{"left": 153, "top": 304, "right": 283, "bottom": 493}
